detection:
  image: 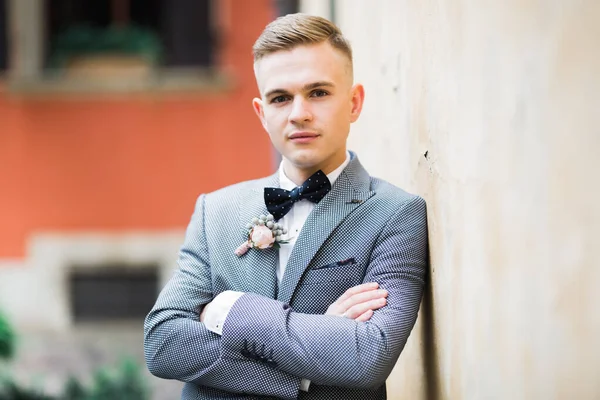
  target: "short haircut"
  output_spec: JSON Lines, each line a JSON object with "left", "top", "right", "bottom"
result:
{"left": 253, "top": 13, "right": 353, "bottom": 65}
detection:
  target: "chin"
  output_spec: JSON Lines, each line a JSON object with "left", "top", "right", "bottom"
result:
{"left": 286, "top": 153, "right": 322, "bottom": 169}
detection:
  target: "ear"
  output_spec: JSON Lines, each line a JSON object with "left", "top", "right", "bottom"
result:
{"left": 252, "top": 97, "right": 268, "bottom": 130}
{"left": 349, "top": 83, "right": 365, "bottom": 123}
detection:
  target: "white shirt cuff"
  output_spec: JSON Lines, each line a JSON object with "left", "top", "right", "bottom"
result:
{"left": 300, "top": 378, "right": 311, "bottom": 392}
{"left": 202, "top": 290, "right": 245, "bottom": 335}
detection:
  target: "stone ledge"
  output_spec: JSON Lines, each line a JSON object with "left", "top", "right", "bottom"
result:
{"left": 4, "top": 68, "right": 234, "bottom": 96}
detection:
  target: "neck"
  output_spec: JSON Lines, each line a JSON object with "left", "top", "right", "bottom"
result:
{"left": 282, "top": 152, "right": 347, "bottom": 186}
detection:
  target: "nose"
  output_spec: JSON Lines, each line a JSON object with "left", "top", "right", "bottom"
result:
{"left": 288, "top": 96, "right": 312, "bottom": 124}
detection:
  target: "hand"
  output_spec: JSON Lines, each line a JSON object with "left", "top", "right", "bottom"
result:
{"left": 325, "top": 282, "right": 388, "bottom": 322}
{"left": 200, "top": 301, "right": 211, "bottom": 322}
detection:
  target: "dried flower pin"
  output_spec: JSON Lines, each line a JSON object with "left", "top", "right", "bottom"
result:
{"left": 235, "top": 214, "right": 289, "bottom": 256}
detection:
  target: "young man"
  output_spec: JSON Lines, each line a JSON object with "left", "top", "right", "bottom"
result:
{"left": 144, "top": 13, "right": 428, "bottom": 400}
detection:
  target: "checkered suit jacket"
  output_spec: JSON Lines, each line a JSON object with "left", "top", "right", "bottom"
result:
{"left": 144, "top": 152, "right": 428, "bottom": 399}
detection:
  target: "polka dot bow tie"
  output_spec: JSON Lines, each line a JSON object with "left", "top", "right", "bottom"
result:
{"left": 264, "top": 170, "right": 332, "bottom": 220}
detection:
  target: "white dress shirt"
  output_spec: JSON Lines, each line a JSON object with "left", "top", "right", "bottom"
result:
{"left": 203, "top": 152, "right": 351, "bottom": 392}
{"left": 276, "top": 152, "right": 350, "bottom": 283}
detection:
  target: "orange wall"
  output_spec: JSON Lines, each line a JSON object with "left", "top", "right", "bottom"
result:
{"left": 0, "top": 1, "right": 277, "bottom": 258}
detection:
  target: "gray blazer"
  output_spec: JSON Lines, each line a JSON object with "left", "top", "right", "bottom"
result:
{"left": 144, "top": 152, "right": 428, "bottom": 399}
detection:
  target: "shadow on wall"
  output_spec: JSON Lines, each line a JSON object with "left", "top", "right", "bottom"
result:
{"left": 422, "top": 266, "right": 440, "bottom": 400}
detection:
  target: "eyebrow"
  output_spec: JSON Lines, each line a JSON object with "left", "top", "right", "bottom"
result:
{"left": 264, "top": 81, "right": 335, "bottom": 99}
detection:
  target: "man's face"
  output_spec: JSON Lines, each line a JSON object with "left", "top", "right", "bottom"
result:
{"left": 252, "top": 41, "right": 364, "bottom": 180}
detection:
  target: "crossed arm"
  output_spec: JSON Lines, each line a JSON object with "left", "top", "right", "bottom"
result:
{"left": 144, "top": 196, "right": 303, "bottom": 398}
{"left": 144, "top": 195, "right": 428, "bottom": 397}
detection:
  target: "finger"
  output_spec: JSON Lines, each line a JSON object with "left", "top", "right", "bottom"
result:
{"left": 327, "top": 288, "right": 387, "bottom": 316}
{"left": 325, "top": 283, "right": 383, "bottom": 316}
{"left": 354, "top": 309, "right": 373, "bottom": 322}
{"left": 334, "top": 282, "right": 379, "bottom": 304}
{"left": 344, "top": 297, "right": 387, "bottom": 320}
{"left": 339, "top": 289, "right": 388, "bottom": 311}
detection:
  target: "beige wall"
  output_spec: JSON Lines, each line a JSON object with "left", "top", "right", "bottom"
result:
{"left": 303, "top": 1, "right": 600, "bottom": 399}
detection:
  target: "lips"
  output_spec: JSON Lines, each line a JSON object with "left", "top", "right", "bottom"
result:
{"left": 288, "top": 132, "right": 319, "bottom": 142}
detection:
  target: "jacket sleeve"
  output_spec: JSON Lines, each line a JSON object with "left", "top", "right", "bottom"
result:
{"left": 143, "top": 195, "right": 301, "bottom": 400}
{"left": 219, "top": 196, "right": 428, "bottom": 389}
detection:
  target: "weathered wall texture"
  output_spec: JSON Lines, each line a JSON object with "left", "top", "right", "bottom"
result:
{"left": 305, "top": 1, "right": 600, "bottom": 399}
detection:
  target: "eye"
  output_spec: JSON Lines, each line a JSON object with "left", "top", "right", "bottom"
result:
{"left": 310, "top": 89, "right": 329, "bottom": 98}
{"left": 270, "top": 95, "right": 290, "bottom": 104}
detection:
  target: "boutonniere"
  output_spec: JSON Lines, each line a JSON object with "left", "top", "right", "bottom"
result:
{"left": 235, "top": 214, "right": 289, "bottom": 256}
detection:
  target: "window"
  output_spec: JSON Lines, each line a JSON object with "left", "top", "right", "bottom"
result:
{"left": 45, "top": 0, "right": 214, "bottom": 72}
{"left": 0, "top": 0, "right": 7, "bottom": 72}
{"left": 70, "top": 264, "right": 159, "bottom": 322}
{"left": 8, "top": 0, "right": 224, "bottom": 93}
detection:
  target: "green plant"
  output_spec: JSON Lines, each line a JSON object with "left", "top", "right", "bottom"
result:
{"left": 64, "top": 358, "right": 149, "bottom": 400}
{"left": 62, "top": 376, "right": 87, "bottom": 400}
{"left": 0, "top": 312, "right": 149, "bottom": 400}
{"left": 0, "top": 378, "right": 54, "bottom": 400}
{"left": 48, "top": 25, "right": 163, "bottom": 70}
{"left": 0, "top": 311, "right": 15, "bottom": 361}
{"left": 0, "top": 358, "right": 151, "bottom": 400}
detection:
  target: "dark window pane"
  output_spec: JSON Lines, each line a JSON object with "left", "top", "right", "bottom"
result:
{"left": 276, "top": 0, "right": 299, "bottom": 16}
{"left": 130, "top": 0, "right": 160, "bottom": 28}
{"left": 70, "top": 265, "right": 159, "bottom": 322}
{"left": 0, "top": 0, "right": 7, "bottom": 71}
{"left": 158, "top": 0, "right": 213, "bottom": 67}
{"left": 45, "top": 0, "right": 213, "bottom": 70}
{"left": 47, "top": 0, "right": 111, "bottom": 33}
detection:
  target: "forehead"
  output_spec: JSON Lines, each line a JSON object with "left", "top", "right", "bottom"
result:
{"left": 254, "top": 42, "right": 350, "bottom": 95}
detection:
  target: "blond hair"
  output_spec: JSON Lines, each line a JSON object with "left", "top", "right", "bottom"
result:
{"left": 253, "top": 13, "right": 353, "bottom": 64}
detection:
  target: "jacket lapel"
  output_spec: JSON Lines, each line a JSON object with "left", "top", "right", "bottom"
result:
{"left": 237, "top": 173, "right": 279, "bottom": 299}
{"left": 277, "top": 155, "right": 375, "bottom": 304}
